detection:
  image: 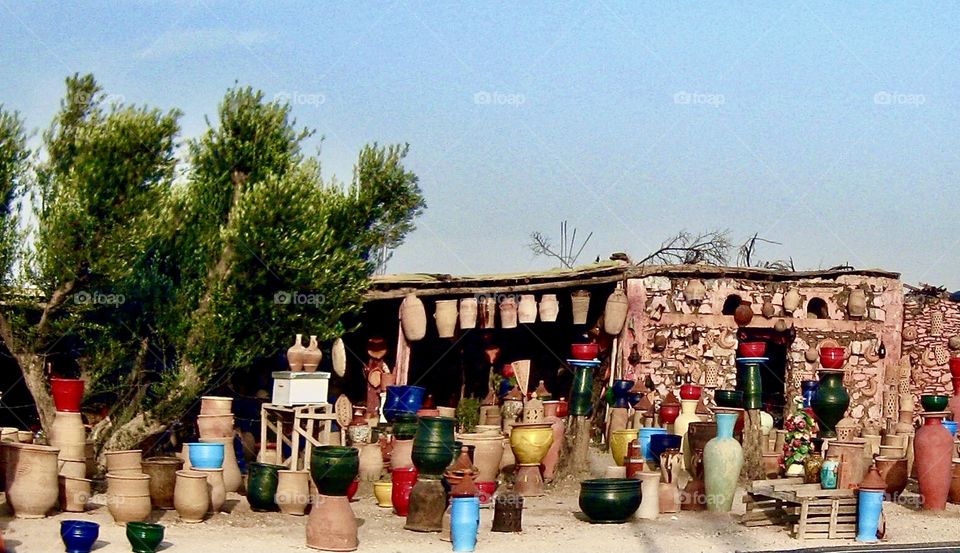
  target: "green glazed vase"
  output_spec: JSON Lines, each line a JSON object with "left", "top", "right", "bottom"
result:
{"left": 126, "top": 521, "right": 164, "bottom": 553}
{"left": 310, "top": 446, "right": 359, "bottom": 496}
{"left": 703, "top": 411, "right": 743, "bottom": 512}
{"left": 570, "top": 366, "right": 593, "bottom": 416}
{"left": 735, "top": 360, "right": 763, "bottom": 410}
{"left": 247, "top": 462, "right": 284, "bottom": 511}
{"left": 811, "top": 370, "right": 849, "bottom": 438}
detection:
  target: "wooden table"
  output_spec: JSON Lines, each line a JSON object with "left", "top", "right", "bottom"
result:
{"left": 743, "top": 478, "right": 857, "bottom": 540}
{"left": 259, "top": 403, "right": 342, "bottom": 470}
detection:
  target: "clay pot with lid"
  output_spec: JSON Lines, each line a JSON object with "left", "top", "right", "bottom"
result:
{"left": 174, "top": 469, "right": 210, "bottom": 523}
{"left": 5, "top": 443, "right": 60, "bottom": 518}
{"left": 141, "top": 457, "right": 183, "bottom": 509}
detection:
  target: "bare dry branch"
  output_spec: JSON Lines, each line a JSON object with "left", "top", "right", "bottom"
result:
{"left": 636, "top": 229, "right": 731, "bottom": 266}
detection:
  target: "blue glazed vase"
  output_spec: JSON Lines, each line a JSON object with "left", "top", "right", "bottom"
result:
{"left": 856, "top": 489, "right": 883, "bottom": 542}
{"left": 800, "top": 380, "right": 819, "bottom": 409}
{"left": 187, "top": 442, "right": 224, "bottom": 469}
{"left": 942, "top": 420, "right": 958, "bottom": 437}
{"left": 61, "top": 520, "right": 99, "bottom": 553}
{"left": 648, "top": 433, "right": 682, "bottom": 467}
{"left": 703, "top": 411, "right": 743, "bottom": 512}
{"left": 383, "top": 386, "right": 427, "bottom": 422}
{"left": 637, "top": 427, "right": 666, "bottom": 464}
{"left": 451, "top": 496, "right": 480, "bottom": 552}
{"left": 820, "top": 458, "right": 839, "bottom": 489}
{"left": 611, "top": 380, "right": 634, "bottom": 408}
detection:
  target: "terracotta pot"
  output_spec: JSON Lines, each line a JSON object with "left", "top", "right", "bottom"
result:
{"left": 570, "top": 290, "right": 591, "bottom": 325}
{"left": 603, "top": 288, "right": 628, "bottom": 335}
{"left": 50, "top": 411, "right": 86, "bottom": 446}
{"left": 458, "top": 298, "right": 478, "bottom": 329}
{"left": 538, "top": 294, "right": 559, "bottom": 322}
{"left": 201, "top": 437, "right": 241, "bottom": 492}
{"left": 200, "top": 396, "right": 233, "bottom": 415}
{"left": 783, "top": 288, "right": 801, "bottom": 313}
{"left": 499, "top": 296, "right": 518, "bottom": 329}
{"left": 287, "top": 334, "right": 306, "bottom": 371}
{"left": 457, "top": 433, "right": 503, "bottom": 482}
{"left": 390, "top": 439, "right": 414, "bottom": 470}
{"left": 915, "top": 413, "right": 954, "bottom": 510}
{"left": 197, "top": 414, "right": 234, "bottom": 439}
{"left": 59, "top": 475, "right": 92, "bottom": 512}
{"left": 306, "top": 494, "right": 358, "bottom": 551}
{"left": 303, "top": 335, "right": 322, "bottom": 372}
{"left": 5, "top": 443, "right": 61, "bottom": 518}
{"left": 141, "top": 457, "right": 183, "bottom": 509}
{"left": 194, "top": 467, "right": 226, "bottom": 513}
{"left": 733, "top": 300, "right": 753, "bottom": 326}
{"left": 59, "top": 457, "right": 87, "bottom": 478}
{"left": 541, "top": 414, "right": 564, "bottom": 482}
{"left": 875, "top": 456, "right": 908, "bottom": 499}
{"left": 107, "top": 473, "right": 152, "bottom": 524}
{"left": 401, "top": 294, "right": 427, "bottom": 341}
{"left": 51, "top": 378, "right": 85, "bottom": 412}
{"left": 105, "top": 450, "right": 143, "bottom": 475}
{"left": 516, "top": 294, "right": 537, "bottom": 324}
{"left": 174, "top": 470, "right": 210, "bottom": 522}
{"left": 433, "top": 299, "right": 459, "bottom": 338}
{"left": 276, "top": 470, "right": 310, "bottom": 516}
{"left": 950, "top": 460, "right": 960, "bottom": 504}
{"left": 359, "top": 442, "right": 384, "bottom": 482}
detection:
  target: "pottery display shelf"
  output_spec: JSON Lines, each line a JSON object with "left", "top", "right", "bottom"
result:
{"left": 258, "top": 403, "right": 342, "bottom": 471}
{"left": 742, "top": 477, "right": 856, "bottom": 540}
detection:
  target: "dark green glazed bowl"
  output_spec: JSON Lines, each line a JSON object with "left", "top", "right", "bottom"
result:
{"left": 714, "top": 389, "right": 743, "bottom": 408}
{"left": 579, "top": 478, "right": 641, "bottom": 523}
{"left": 412, "top": 444, "right": 455, "bottom": 476}
{"left": 414, "top": 416, "right": 455, "bottom": 445}
{"left": 310, "top": 446, "right": 359, "bottom": 496}
{"left": 247, "top": 462, "right": 285, "bottom": 511}
{"left": 920, "top": 394, "right": 949, "bottom": 412}
{"left": 126, "top": 522, "right": 164, "bottom": 553}
{"left": 393, "top": 413, "right": 419, "bottom": 440}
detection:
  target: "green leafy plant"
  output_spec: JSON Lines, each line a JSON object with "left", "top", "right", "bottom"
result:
{"left": 456, "top": 397, "right": 481, "bottom": 433}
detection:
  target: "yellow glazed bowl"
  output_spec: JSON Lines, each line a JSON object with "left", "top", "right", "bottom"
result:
{"left": 509, "top": 423, "right": 554, "bottom": 464}
{"left": 609, "top": 429, "right": 639, "bottom": 467}
{"left": 373, "top": 480, "right": 393, "bottom": 508}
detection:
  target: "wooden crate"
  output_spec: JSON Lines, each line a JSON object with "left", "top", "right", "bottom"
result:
{"left": 743, "top": 478, "right": 856, "bottom": 540}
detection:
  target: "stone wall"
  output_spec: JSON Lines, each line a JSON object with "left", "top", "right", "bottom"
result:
{"left": 902, "top": 294, "right": 960, "bottom": 404}
{"left": 618, "top": 273, "right": 903, "bottom": 427}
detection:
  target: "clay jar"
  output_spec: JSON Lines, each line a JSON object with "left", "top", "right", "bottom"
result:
{"left": 518, "top": 294, "right": 538, "bottom": 324}
{"left": 141, "top": 457, "right": 183, "bottom": 509}
{"left": 303, "top": 335, "right": 322, "bottom": 372}
{"left": 107, "top": 473, "right": 152, "bottom": 524}
{"left": 276, "top": 470, "right": 310, "bottom": 516}
{"left": 459, "top": 298, "right": 478, "bottom": 329}
{"left": 197, "top": 414, "right": 234, "bottom": 439}
{"left": 401, "top": 294, "right": 427, "bottom": 341}
{"left": 59, "top": 475, "right": 92, "bottom": 512}
{"left": 456, "top": 433, "right": 503, "bottom": 482}
{"left": 390, "top": 439, "right": 414, "bottom": 470}
{"left": 733, "top": 300, "right": 754, "bottom": 326}
{"left": 174, "top": 470, "right": 210, "bottom": 523}
{"left": 874, "top": 456, "right": 908, "bottom": 499}
{"left": 194, "top": 467, "right": 226, "bottom": 513}
{"left": 50, "top": 411, "right": 86, "bottom": 446}
{"left": 914, "top": 413, "right": 954, "bottom": 510}
{"left": 435, "top": 299, "right": 459, "bottom": 337}
{"left": 200, "top": 396, "right": 233, "bottom": 415}
{"left": 306, "top": 494, "right": 358, "bottom": 551}
{"left": 358, "top": 442, "right": 384, "bottom": 481}
{"left": 201, "top": 437, "right": 242, "bottom": 492}
{"left": 5, "top": 443, "right": 61, "bottom": 518}
{"left": 287, "top": 334, "right": 306, "bottom": 371}
{"left": 105, "top": 449, "right": 143, "bottom": 475}
{"left": 538, "top": 294, "right": 559, "bottom": 322}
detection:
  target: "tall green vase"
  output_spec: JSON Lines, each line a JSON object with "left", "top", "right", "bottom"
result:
{"left": 703, "top": 410, "right": 743, "bottom": 512}
{"left": 811, "top": 369, "right": 849, "bottom": 438}
{"left": 570, "top": 365, "right": 594, "bottom": 416}
{"left": 735, "top": 358, "right": 764, "bottom": 409}
{"left": 412, "top": 416, "right": 455, "bottom": 476}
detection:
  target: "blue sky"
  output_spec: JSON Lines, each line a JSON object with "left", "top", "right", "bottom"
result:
{"left": 2, "top": 1, "right": 958, "bottom": 287}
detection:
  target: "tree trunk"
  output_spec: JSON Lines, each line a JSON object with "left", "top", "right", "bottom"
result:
{"left": 17, "top": 353, "right": 55, "bottom": 432}
{"left": 98, "top": 412, "right": 168, "bottom": 466}
{"left": 742, "top": 409, "right": 765, "bottom": 481}
{"left": 557, "top": 415, "right": 591, "bottom": 479}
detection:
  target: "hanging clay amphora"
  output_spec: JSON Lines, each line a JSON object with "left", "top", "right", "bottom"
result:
{"left": 603, "top": 288, "right": 629, "bottom": 335}
{"left": 434, "top": 299, "right": 458, "bottom": 338}
{"left": 401, "top": 294, "right": 427, "bottom": 341}
{"left": 517, "top": 294, "right": 537, "bottom": 324}
{"left": 538, "top": 294, "right": 559, "bottom": 322}
{"left": 459, "top": 298, "right": 478, "bottom": 329}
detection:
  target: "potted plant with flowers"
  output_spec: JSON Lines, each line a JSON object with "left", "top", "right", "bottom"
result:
{"left": 780, "top": 398, "right": 816, "bottom": 477}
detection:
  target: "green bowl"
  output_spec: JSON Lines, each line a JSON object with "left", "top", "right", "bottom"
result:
{"left": 578, "top": 478, "right": 641, "bottom": 523}
{"left": 412, "top": 444, "right": 455, "bottom": 476}
{"left": 920, "top": 394, "right": 949, "bottom": 412}
{"left": 126, "top": 522, "right": 164, "bottom": 553}
{"left": 714, "top": 389, "right": 743, "bottom": 409}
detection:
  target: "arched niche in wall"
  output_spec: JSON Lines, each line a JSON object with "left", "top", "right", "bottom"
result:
{"left": 806, "top": 297, "right": 829, "bottom": 319}
{"left": 721, "top": 294, "right": 742, "bottom": 316}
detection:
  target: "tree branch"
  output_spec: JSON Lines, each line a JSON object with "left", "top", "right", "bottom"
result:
{"left": 36, "top": 279, "right": 77, "bottom": 341}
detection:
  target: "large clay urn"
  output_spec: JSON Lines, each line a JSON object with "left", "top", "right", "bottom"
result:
{"left": 570, "top": 289, "right": 591, "bottom": 325}
{"left": 6, "top": 443, "right": 60, "bottom": 518}
{"left": 276, "top": 470, "right": 310, "bottom": 516}
{"left": 874, "top": 456, "right": 908, "bottom": 500}
{"left": 390, "top": 439, "right": 414, "bottom": 470}
{"left": 307, "top": 494, "right": 359, "bottom": 551}
{"left": 811, "top": 369, "right": 849, "bottom": 438}
{"left": 50, "top": 411, "right": 87, "bottom": 446}
{"left": 59, "top": 474, "right": 91, "bottom": 512}
{"left": 106, "top": 472, "right": 152, "bottom": 524}
{"left": 358, "top": 442, "right": 384, "bottom": 481}
{"left": 287, "top": 334, "right": 306, "bottom": 371}
{"left": 914, "top": 412, "right": 954, "bottom": 510}
{"left": 434, "top": 299, "right": 459, "bottom": 338}
{"left": 603, "top": 288, "right": 628, "bottom": 335}
{"left": 201, "top": 437, "right": 241, "bottom": 492}
{"left": 197, "top": 414, "right": 234, "bottom": 439}
{"left": 459, "top": 298, "right": 478, "bottom": 329}
{"left": 703, "top": 409, "right": 743, "bottom": 512}
{"left": 456, "top": 433, "right": 503, "bottom": 482}
{"left": 540, "top": 401, "right": 564, "bottom": 482}
{"left": 141, "top": 457, "right": 183, "bottom": 509}
{"left": 173, "top": 469, "right": 210, "bottom": 523}
{"left": 401, "top": 294, "right": 427, "bottom": 341}
{"left": 733, "top": 300, "right": 754, "bottom": 326}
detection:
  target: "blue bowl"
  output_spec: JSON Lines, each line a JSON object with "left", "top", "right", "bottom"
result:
{"left": 648, "top": 433, "right": 682, "bottom": 465}
{"left": 943, "top": 420, "right": 958, "bottom": 437}
{"left": 383, "top": 385, "right": 427, "bottom": 422}
{"left": 61, "top": 520, "right": 99, "bottom": 553}
{"left": 187, "top": 442, "right": 224, "bottom": 468}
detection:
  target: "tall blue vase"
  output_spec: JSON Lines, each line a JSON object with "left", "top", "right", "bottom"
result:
{"left": 800, "top": 380, "right": 819, "bottom": 409}
{"left": 451, "top": 496, "right": 480, "bottom": 552}
{"left": 856, "top": 490, "right": 883, "bottom": 542}
{"left": 703, "top": 411, "right": 743, "bottom": 512}
{"left": 637, "top": 427, "right": 666, "bottom": 465}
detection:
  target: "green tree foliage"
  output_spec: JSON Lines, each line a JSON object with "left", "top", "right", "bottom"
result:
{"left": 0, "top": 76, "right": 425, "bottom": 452}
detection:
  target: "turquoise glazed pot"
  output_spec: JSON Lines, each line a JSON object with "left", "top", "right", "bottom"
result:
{"left": 856, "top": 489, "right": 883, "bottom": 542}
{"left": 578, "top": 478, "right": 641, "bottom": 523}
{"left": 703, "top": 411, "right": 743, "bottom": 512}
{"left": 811, "top": 369, "right": 849, "bottom": 438}
{"left": 187, "top": 442, "right": 224, "bottom": 469}
{"left": 310, "top": 446, "right": 359, "bottom": 496}
{"left": 247, "top": 462, "right": 284, "bottom": 511}
{"left": 451, "top": 496, "right": 480, "bottom": 552}
{"left": 126, "top": 521, "right": 164, "bottom": 553}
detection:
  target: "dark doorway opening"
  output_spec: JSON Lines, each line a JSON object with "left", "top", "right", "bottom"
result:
{"left": 722, "top": 294, "right": 743, "bottom": 316}
{"left": 738, "top": 327, "right": 794, "bottom": 425}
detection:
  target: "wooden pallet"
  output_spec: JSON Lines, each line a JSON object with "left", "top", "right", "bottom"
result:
{"left": 743, "top": 478, "right": 857, "bottom": 540}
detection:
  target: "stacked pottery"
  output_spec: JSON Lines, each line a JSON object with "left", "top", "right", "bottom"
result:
{"left": 276, "top": 469, "right": 310, "bottom": 516}
{"left": 509, "top": 422, "right": 554, "bottom": 497}
{"left": 703, "top": 409, "right": 743, "bottom": 512}
{"left": 106, "top": 472, "right": 152, "bottom": 524}
{"left": 173, "top": 469, "right": 210, "bottom": 522}
{"left": 637, "top": 427, "right": 666, "bottom": 469}
{"left": 187, "top": 442, "right": 226, "bottom": 515}
{"left": 915, "top": 411, "right": 954, "bottom": 510}
{"left": 48, "top": 404, "right": 89, "bottom": 509}
{"left": 307, "top": 446, "right": 360, "bottom": 550}
{"left": 198, "top": 396, "right": 235, "bottom": 446}
{"left": 407, "top": 417, "right": 455, "bottom": 532}
{"left": 5, "top": 443, "right": 60, "bottom": 518}
{"left": 141, "top": 457, "right": 183, "bottom": 510}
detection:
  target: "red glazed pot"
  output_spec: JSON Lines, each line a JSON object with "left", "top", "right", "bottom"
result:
{"left": 391, "top": 466, "right": 417, "bottom": 516}
{"left": 571, "top": 343, "right": 599, "bottom": 361}
{"left": 679, "top": 384, "right": 701, "bottom": 401}
{"left": 915, "top": 414, "right": 953, "bottom": 510}
{"left": 346, "top": 477, "right": 359, "bottom": 502}
{"left": 738, "top": 342, "right": 766, "bottom": 357}
{"left": 556, "top": 399, "right": 569, "bottom": 418}
{"left": 476, "top": 480, "right": 497, "bottom": 505}
{"left": 51, "top": 378, "right": 85, "bottom": 413}
{"left": 819, "top": 348, "right": 845, "bottom": 369}
{"left": 659, "top": 403, "right": 681, "bottom": 425}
